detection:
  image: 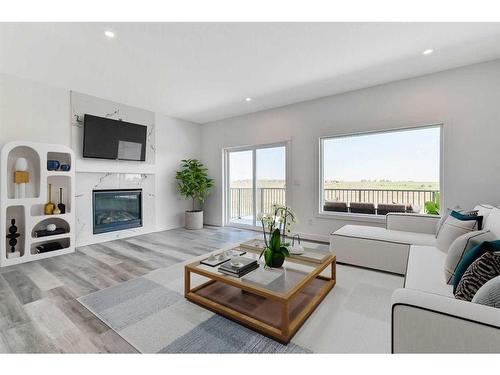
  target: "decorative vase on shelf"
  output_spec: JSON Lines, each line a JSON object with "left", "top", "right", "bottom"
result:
{"left": 44, "top": 184, "right": 55, "bottom": 215}
{"left": 57, "top": 188, "right": 66, "bottom": 214}
{"left": 14, "top": 157, "right": 29, "bottom": 199}
{"left": 6, "top": 219, "right": 21, "bottom": 258}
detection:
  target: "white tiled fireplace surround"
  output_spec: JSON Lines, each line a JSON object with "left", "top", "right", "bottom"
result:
{"left": 75, "top": 172, "right": 156, "bottom": 247}
{"left": 71, "top": 91, "right": 157, "bottom": 247}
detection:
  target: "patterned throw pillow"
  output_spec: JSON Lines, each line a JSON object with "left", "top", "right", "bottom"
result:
{"left": 453, "top": 240, "right": 500, "bottom": 292}
{"left": 454, "top": 251, "right": 500, "bottom": 301}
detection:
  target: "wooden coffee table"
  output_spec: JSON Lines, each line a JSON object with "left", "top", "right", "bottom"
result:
{"left": 184, "top": 246, "right": 336, "bottom": 343}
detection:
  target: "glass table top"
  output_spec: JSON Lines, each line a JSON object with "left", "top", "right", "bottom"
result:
{"left": 190, "top": 247, "right": 333, "bottom": 295}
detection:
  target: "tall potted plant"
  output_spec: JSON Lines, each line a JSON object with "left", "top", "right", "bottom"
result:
{"left": 175, "top": 159, "right": 214, "bottom": 230}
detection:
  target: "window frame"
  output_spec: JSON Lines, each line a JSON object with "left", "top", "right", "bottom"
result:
{"left": 318, "top": 123, "right": 443, "bottom": 222}
{"left": 223, "top": 140, "right": 291, "bottom": 230}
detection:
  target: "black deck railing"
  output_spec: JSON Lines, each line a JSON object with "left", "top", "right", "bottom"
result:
{"left": 229, "top": 187, "right": 285, "bottom": 219}
{"left": 323, "top": 188, "right": 438, "bottom": 209}
{"left": 229, "top": 187, "right": 438, "bottom": 218}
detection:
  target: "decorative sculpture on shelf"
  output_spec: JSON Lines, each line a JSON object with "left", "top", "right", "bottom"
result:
{"left": 13, "top": 157, "right": 29, "bottom": 199}
{"left": 6, "top": 219, "right": 21, "bottom": 259}
{"left": 44, "top": 184, "right": 55, "bottom": 215}
{"left": 58, "top": 188, "right": 66, "bottom": 214}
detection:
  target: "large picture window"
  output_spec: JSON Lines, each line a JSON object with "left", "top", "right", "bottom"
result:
{"left": 320, "top": 125, "right": 441, "bottom": 217}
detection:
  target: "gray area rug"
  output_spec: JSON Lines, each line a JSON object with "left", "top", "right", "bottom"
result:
{"left": 160, "top": 315, "right": 309, "bottom": 353}
{"left": 77, "top": 234, "right": 329, "bottom": 353}
{"left": 79, "top": 275, "right": 310, "bottom": 353}
{"left": 78, "top": 233, "right": 402, "bottom": 353}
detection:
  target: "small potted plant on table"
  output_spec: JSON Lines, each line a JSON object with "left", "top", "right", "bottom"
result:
{"left": 175, "top": 159, "right": 214, "bottom": 230}
{"left": 259, "top": 204, "right": 297, "bottom": 268}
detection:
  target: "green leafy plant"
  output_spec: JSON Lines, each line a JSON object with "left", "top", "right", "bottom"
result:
{"left": 175, "top": 159, "right": 214, "bottom": 211}
{"left": 259, "top": 204, "right": 297, "bottom": 268}
{"left": 424, "top": 192, "right": 440, "bottom": 215}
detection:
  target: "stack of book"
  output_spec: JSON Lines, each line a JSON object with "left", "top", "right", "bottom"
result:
{"left": 218, "top": 256, "right": 258, "bottom": 278}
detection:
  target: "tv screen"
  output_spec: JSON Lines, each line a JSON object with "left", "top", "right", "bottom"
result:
{"left": 83, "top": 114, "right": 147, "bottom": 161}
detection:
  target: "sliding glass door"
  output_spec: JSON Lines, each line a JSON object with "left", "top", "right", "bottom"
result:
{"left": 226, "top": 143, "right": 287, "bottom": 227}
{"left": 228, "top": 150, "right": 254, "bottom": 225}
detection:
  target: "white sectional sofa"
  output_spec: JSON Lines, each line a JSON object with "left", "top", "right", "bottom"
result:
{"left": 330, "top": 209, "right": 500, "bottom": 353}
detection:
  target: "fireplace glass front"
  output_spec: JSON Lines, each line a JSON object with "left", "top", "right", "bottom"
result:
{"left": 93, "top": 189, "right": 142, "bottom": 234}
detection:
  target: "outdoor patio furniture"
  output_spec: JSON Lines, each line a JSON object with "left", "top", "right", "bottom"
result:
{"left": 349, "top": 202, "right": 376, "bottom": 214}
{"left": 377, "top": 203, "right": 406, "bottom": 216}
{"left": 323, "top": 201, "right": 348, "bottom": 212}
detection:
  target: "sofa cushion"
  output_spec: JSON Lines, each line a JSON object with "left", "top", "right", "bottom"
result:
{"left": 333, "top": 225, "right": 436, "bottom": 246}
{"left": 405, "top": 245, "right": 453, "bottom": 297}
{"left": 450, "top": 210, "right": 483, "bottom": 231}
{"left": 472, "top": 275, "right": 500, "bottom": 308}
{"left": 483, "top": 207, "right": 500, "bottom": 237}
{"left": 444, "top": 230, "right": 494, "bottom": 284}
{"left": 473, "top": 204, "right": 495, "bottom": 222}
{"left": 436, "top": 215, "right": 480, "bottom": 252}
{"left": 435, "top": 206, "right": 460, "bottom": 236}
{"left": 455, "top": 251, "right": 500, "bottom": 301}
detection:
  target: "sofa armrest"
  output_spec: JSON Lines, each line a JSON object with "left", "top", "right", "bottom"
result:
{"left": 391, "top": 288, "right": 500, "bottom": 353}
{"left": 386, "top": 213, "right": 440, "bottom": 234}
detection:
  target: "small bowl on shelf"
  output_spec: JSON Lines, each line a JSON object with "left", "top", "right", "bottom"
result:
{"left": 47, "top": 160, "right": 60, "bottom": 171}
{"left": 60, "top": 164, "right": 71, "bottom": 171}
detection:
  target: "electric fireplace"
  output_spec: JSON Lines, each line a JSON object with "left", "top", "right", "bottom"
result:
{"left": 93, "top": 189, "right": 142, "bottom": 234}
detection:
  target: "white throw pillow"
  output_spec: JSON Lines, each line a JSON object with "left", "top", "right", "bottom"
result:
{"left": 473, "top": 204, "right": 494, "bottom": 222}
{"left": 444, "top": 230, "right": 494, "bottom": 284}
{"left": 436, "top": 214, "right": 481, "bottom": 252}
{"left": 483, "top": 207, "right": 500, "bottom": 237}
{"left": 435, "top": 206, "right": 460, "bottom": 237}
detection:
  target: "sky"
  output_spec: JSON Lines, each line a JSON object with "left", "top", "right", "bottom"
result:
{"left": 229, "top": 146, "right": 286, "bottom": 181}
{"left": 323, "top": 126, "right": 440, "bottom": 181}
{"left": 228, "top": 126, "right": 440, "bottom": 182}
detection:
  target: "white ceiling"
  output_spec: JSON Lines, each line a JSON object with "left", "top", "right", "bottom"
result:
{"left": 1, "top": 23, "right": 500, "bottom": 124}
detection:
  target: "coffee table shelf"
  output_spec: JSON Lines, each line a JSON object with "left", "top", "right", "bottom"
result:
{"left": 184, "top": 246, "right": 336, "bottom": 343}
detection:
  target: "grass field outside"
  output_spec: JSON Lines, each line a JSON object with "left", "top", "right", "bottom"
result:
{"left": 231, "top": 179, "right": 439, "bottom": 190}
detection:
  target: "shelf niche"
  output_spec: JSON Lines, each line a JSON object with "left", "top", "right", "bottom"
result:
{"left": 6, "top": 146, "right": 41, "bottom": 199}
{"left": 30, "top": 237, "right": 71, "bottom": 255}
{"left": 31, "top": 217, "right": 70, "bottom": 239}
{"left": 46, "top": 175, "right": 72, "bottom": 214}
{"left": 47, "top": 151, "right": 72, "bottom": 171}
{"left": 5, "top": 205, "right": 26, "bottom": 258}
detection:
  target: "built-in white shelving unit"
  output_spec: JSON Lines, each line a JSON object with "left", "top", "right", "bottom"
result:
{"left": 0, "top": 141, "right": 75, "bottom": 267}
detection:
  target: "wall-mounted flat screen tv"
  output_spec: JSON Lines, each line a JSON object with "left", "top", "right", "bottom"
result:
{"left": 83, "top": 114, "right": 147, "bottom": 161}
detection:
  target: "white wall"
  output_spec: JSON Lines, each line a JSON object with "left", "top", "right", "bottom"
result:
{"left": 201, "top": 59, "right": 500, "bottom": 241}
{"left": 0, "top": 74, "right": 70, "bottom": 146}
{"left": 155, "top": 113, "right": 201, "bottom": 230}
{"left": 0, "top": 73, "right": 202, "bottom": 241}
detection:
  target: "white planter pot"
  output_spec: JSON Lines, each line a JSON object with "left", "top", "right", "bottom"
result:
{"left": 185, "top": 210, "right": 203, "bottom": 230}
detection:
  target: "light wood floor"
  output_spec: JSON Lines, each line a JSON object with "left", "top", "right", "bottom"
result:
{"left": 0, "top": 226, "right": 258, "bottom": 353}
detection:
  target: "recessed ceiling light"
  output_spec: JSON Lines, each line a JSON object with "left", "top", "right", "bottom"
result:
{"left": 245, "top": 97, "right": 252, "bottom": 102}
{"left": 422, "top": 49, "right": 434, "bottom": 55}
{"left": 104, "top": 30, "right": 115, "bottom": 39}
